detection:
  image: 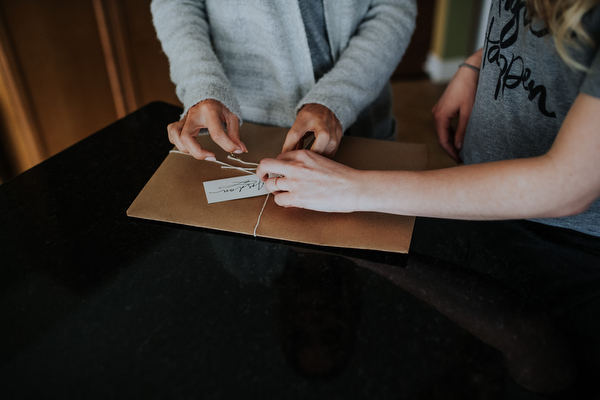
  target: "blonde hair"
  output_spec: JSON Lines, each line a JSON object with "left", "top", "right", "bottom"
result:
{"left": 526, "top": 0, "right": 600, "bottom": 70}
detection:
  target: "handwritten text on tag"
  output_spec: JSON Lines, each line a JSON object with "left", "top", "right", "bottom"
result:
{"left": 203, "top": 176, "right": 270, "bottom": 204}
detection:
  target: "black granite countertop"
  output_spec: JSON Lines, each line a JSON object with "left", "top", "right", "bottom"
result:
{"left": 1, "top": 102, "right": 599, "bottom": 399}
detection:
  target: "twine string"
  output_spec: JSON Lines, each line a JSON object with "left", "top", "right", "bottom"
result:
{"left": 169, "top": 149, "right": 268, "bottom": 236}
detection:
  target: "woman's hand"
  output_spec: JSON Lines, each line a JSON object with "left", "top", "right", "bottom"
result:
{"left": 282, "top": 104, "right": 343, "bottom": 158}
{"left": 167, "top": 99, "right": 247, "bottom": 160}
{"left": 256, "top": 150, "right": 362, "bottom": 212}
{"left": 432, "top": 49, "right": 482, "bottom": 162}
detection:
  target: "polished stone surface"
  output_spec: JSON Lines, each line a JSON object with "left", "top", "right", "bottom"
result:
{"left": 1, "top": 102, "right": 599, "bottom": 399}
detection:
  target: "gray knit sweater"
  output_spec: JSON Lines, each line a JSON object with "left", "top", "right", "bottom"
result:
{"left": 150, "top": 0, "right": 416, "bottom": 131}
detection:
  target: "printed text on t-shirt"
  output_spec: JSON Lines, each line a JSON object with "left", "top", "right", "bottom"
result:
{"left": 482, "top": 0, "right": 556, "bottom": 118}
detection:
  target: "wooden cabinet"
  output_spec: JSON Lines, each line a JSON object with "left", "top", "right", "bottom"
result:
{"left": 0, "top": 0, "right": 180, "bottom": 178}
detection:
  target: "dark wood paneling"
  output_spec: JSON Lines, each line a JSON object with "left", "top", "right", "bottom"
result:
{"left": 121, "top": 0, "right": 179, "bottom": 108}
{"left": 1, "top": 0, "right": 117, "bottom": 156}
{"left": 0, "top": 0, "right": 179, "bottom": 177}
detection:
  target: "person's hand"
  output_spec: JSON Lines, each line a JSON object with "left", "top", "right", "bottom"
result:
{"left": 167, "top": 99, "right": 247, "bottom": 160}
{"left": 282, "top": 104, "right": 343, "bottom": 158}
{"left": 431, "top": 63, "right": 480, "bottom": 162}
{"left": 256, "top": 150, "right": 361, "bottom": 212}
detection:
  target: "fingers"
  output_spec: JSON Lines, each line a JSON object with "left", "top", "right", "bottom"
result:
{"left": 179, "top": 122, "right": 215, "bottom": 160}
{"left": 167, "top": 117, "right": 187, "bottom": 151}
{"left": 443, "top": 131, "right": 461, "bottom": 163}
{"left": 310, "top": 128, "right": 339, "bottom": 157}
{"left": 168, "top": 114, "right": 215, "bottom": 160}
{"left": 282, "top": 104, "right": 342, "bottom": 158}
{"left": 431, "top": 63, "right": 479, "bottom": 163}
{"left": 256, "top": 155, "right": 296, "bottom": 182}
{"left": 256, "top": 150, "right": 315, "bottom": 188}
{"left": 264, "top": 176, "right": 302, "bottom": 209}
{"left": 257, "top": 161, "right": 290, "bottom": 196}
{"left": 265, "top": 175, "right": 286, "bottom": 193}
{"left": 282, "top": 125, "right": 305, "bottom": 154}
{"left": 433, "top": 113, "right": 457, "bottom": 161}
{"left": 202, "top": 113, "right": 236, "bottom": 154}
{"left": 168, "top": 100, "right": 246, "bottom": 160}
{"left": 257, "top": 150, "right": 352, "bottom": 212}
{"left": 271, "top": 191, "right": 294, "bottom": 208}
{"left": 433, "top": 101, "right": 462, "bottom": 162}
{"left": 224, "top": 111, "right": 247, "bottom": 153}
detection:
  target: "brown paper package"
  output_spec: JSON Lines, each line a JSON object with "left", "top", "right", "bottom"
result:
{"left": 127, "top": 123, "right": 427, "bottom": 253}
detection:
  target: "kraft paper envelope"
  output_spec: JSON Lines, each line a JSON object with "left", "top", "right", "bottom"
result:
{"left": 127, "top": 123, "right": 427, "bottom": 253}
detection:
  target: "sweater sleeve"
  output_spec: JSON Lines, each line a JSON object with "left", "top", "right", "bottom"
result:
{"left": 299, "top": 0, "right": 417, "bottom": 131}
{"left": 150, "top": 0, "right": 242, "bottom": 121}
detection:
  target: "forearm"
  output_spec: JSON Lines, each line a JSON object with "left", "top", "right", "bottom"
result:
{"left": 355, "top": 155, "right": 595, "bottom": 220}
{"left": 357, "top": 93, "right": 600, "bottom": 220}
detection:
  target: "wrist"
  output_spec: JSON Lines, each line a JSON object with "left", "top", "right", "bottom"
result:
{"left": 353, "top": 170, "right": 381, "bottom": 213}
{"left": 464, "top": 49, "right": 483, "bottom": 70}
{"left": 458, "top": 62, "right": 480, "bottom": 73}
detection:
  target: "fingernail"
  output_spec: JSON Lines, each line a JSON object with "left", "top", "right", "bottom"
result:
{"left": 234, "top": 149, "right": 244, "bottom": 154}
{"left": 205, "top": 156, "right": 216, "bottom": 161}
{"left": 456, "top": 142, "right": 463, "bottom": 150}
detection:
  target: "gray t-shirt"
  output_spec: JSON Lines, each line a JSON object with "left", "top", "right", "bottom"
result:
{"left": 462, "top": 0, "right": 600, "bottom": 237}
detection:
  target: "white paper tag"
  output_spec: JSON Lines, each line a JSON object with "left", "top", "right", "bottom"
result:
{"left": 203, "top": 176, "right": 270, "bottom": 204}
